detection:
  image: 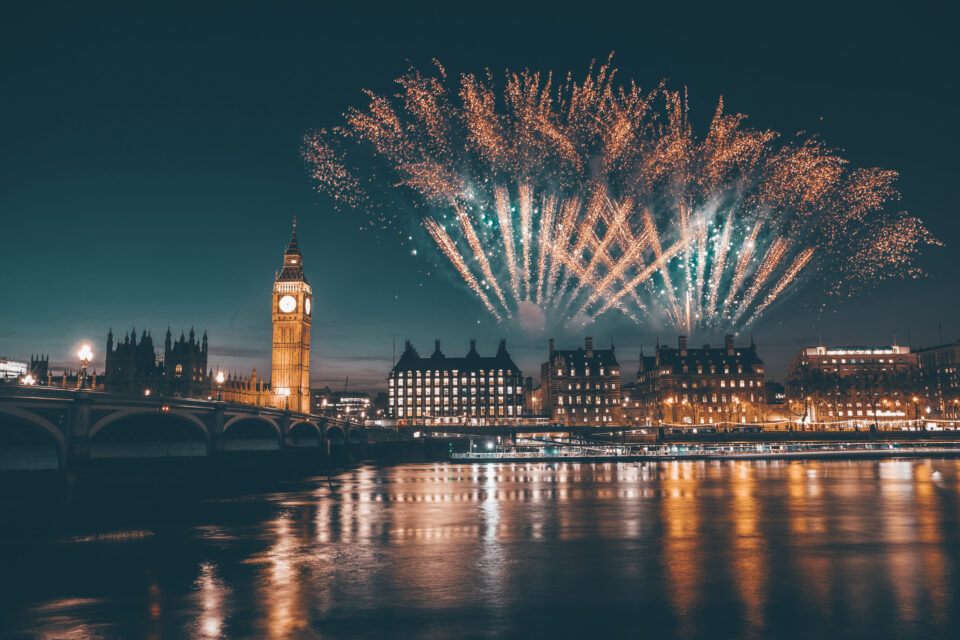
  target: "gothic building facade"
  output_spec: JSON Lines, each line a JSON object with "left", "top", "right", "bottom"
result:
{"left": 271, "top": 221, "right": 312, "bottom": 413}
{"left": 96, "top": 223, "right": 311, "bottom": 412}
{"left": 104, "top": 327, "right": 208, "bottom": 398}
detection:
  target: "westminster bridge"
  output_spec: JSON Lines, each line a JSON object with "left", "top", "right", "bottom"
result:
{"left": 0, "top": 386, "right": 371, "bottom": 471}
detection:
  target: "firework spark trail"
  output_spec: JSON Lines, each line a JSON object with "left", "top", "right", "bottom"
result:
{"left": 576, "top": 222, "right": 655, "bottom": 315}
{"left": 691, "top": 219, "right": 708, "bottom": 328}
{"left": 553, "top": 189, "right": 606, "bottom": 310}
{"left": 560, "top": 196, "right": 639, "bottom": 316}
{"left": 535, "top": 194, "right": 558, "bottom": 303}
{"left": 749, "top": 247, "right": 815, "bottom": 321}
{"left": 731, "top": 238, "right": 788, "bottom": 324}
{"left": 547, "top": 218, "right": 642, "bottom": 321}
{"left": 754, "top": 247, "right": 814, "bottom": 314}
{"left": 645, "top": 209, "right": 682, "bottom": 323}
{"left": 494, "top": 186, "right": 522, "bottom": 302}
{"left": 599, "top": 199, "right": 654, "bottom": 313}
{"left": 518, "top": 183, "right": 534, "bottom": 298}
{"left": 454, "top": 204, "right": 511, "bottom": 315}
{"left": 592, "top": 197, "right": 652, "bottom": 313}
{"left": 575, "top": 197, "right": 631, "bottom": 295}
{"left": 566, "top": 197, "right": 652, "bottom": 317}
{"left": 676, "top": 203, "right": 701, "bottom": 331}
{"left": 591, "top": 240, "right": 687, "bottom": 317}
{"left": 722, "top": 220, "right": 763, "bottom": 316}
{"left": 545, "top": 197, "right": 583, "bottom": 307}
{"left": 423, "top": 218, "right": 502, "bottom": 321}
{"left": 306, "top": 57, "right": 938, "bottom": 332}
{"left": 706, "top": 213, "right": 735, "bottom": 313}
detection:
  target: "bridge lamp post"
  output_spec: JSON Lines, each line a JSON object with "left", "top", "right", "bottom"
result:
{"left": 281, "top": 387, "right": 291, "bottom": 412}
{"left": 21, "top": 374, "right": 36, "bottom": 386}
{"left": 77, "top": 344, "right": 93, "bottom": 390}
{"left": 216, "top": 371, "right": 225, "bottom": 401}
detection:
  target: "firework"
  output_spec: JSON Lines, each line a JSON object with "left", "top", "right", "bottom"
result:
{"left": 304, "top": 56, "right": 938, "bottom": 331}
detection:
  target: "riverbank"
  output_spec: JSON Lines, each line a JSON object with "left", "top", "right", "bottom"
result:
{"left": 451, "top": 441, "right": 960, "bottom": 463}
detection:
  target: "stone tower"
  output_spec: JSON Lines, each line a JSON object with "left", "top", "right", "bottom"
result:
{"left": 271, "top": 219, "right": 312, "bottom": 412}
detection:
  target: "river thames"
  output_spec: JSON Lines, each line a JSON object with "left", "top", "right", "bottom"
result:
{"left": 2, "top": 459, "right": 960, "bottom": 639}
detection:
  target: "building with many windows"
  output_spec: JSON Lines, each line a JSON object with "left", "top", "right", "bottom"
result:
{"left": 313, "top": 390, "right": 373, "bottom": 421}
{"left": 539, "top": 337, "right": 621, "bottom": 426}
{"left": 786, "top": 344, "right": 922, "bottom": 425}
{"left": 787, "top": 345, "right": 916, "bottom": 379}
{"left": 0, "top": 357, "right": 28, "bottom": 380}
{"left": 915, "top": 340, "right": 960, "bottom": 418}
{"left": 634, "top": 335, "right": 766, "bottom": 428}
{"left": 387, "top": 339, "right": 523, "bottom": 425}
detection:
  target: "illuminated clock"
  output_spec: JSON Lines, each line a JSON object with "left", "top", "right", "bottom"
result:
{"left": 278, "top": 295, "right": 297, "bottom": 313}
{"left": 305, "top": 298, "right": 312, "bottom": 315}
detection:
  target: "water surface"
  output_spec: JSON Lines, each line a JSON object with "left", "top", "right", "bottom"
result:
{"left": 3, "top": 459, "right": 960, "bottom": 639}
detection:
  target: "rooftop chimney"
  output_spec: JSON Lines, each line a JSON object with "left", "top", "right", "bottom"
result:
{"left": 585, "top": 336, "right": 594, "bottom": 357}
{"left": 678, "top": 335, "right": 688, "bottom": 356}
{"left": 549, "top": 338, "right": 554, "bottom": 356}
{"left": 725, "top": 334, "right": 734, "bottom": 356}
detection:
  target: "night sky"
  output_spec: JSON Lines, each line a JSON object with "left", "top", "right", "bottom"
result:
{"left": 2, "top": 2, "right": 957, "bottom": 390}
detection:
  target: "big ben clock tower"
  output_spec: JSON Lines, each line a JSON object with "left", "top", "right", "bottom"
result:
{"left": 271, "top": 219, "right": 312, "bottom": 413}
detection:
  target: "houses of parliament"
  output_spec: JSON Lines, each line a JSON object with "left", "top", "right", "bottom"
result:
{"left": 94, "top": 223, "right": 313, "bottom": 412}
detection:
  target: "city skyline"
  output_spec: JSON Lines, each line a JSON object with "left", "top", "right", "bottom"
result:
{"left": 2, "top": 3, "right": 958, "bottom": 390}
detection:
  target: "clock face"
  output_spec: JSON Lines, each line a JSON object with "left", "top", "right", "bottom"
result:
{"left": 305, "top": 298, "right": 312, "bottom": 315}
{"left": 278, "top": 295, "right": 297, "bottom": 313}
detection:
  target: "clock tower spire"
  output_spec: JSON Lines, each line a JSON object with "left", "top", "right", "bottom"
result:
{"left": 271, "top": 219, "right": 312, "bottom": 413}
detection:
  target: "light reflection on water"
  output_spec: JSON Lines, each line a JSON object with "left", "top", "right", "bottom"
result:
{"left": 2, "top": 459, "right": 960, "bottom": 639}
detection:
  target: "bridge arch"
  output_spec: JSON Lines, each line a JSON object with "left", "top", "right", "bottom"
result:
{"left": 326, "top": 425, "right": 345, "bottom": 446}
{"left": 221, "top": 416, "right": 281, "bottom": 452}
{"left": 90, "top": 408, "right": 210, "bottom": 441}
{"left": 289, "top": 421, "right": 321, "bottom": 447}
{"left": 222, "top": 414, "right": 281, "bottom": 437}
{"left": 347, "top": 427, "right": 365, "bottom": 445}
{"left": 88, "top": 410, "right": 210, "bottom": 458}
{"left": 0, "top": 406, "right": 65, "bottom": 470}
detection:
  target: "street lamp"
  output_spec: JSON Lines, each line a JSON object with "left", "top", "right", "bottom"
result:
{"left": 21, "top": 374, "right": 36, "bottom": 386}
{"left": 280, "top": 387, "right": 291, "bottom": 411}
{"left": 77, "top": 344, "right": 93, "bottom": 389}
{"left": 216, "top": 370, "right": 225, "bottom": 401}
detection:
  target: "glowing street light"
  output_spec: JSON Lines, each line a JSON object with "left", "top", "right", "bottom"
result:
{"left": 21, "top": 374, "right": 36, "bottom": 386}
{"left": 216, "top": 370, "right": 225, "bottom": 401}
{"left": 77, "top": 344, "right": 93, "bottom": 389}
